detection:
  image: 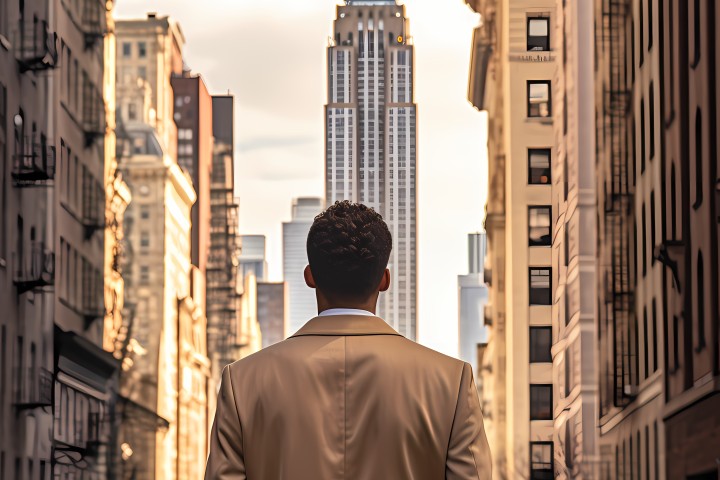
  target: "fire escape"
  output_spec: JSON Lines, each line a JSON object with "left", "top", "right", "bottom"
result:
{"left": 15, "top": 16, "right": 58, "bottom": 73}
{"left": 13, "top": 241, "right": 55, "bottom": 294}
{"left": 82, "top": 0, "right": 108, "bottom": 50}
{"left": 12, "top": 135, "right": 56, "bottom": 187}
{"left": 82, "top": 76, "right": 106, "bottom": 147}
{"left": 602, "top": 0, "right": 635, "bottom": 408}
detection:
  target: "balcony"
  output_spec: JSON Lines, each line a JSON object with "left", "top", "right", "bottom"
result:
{"left": 82, "top": 0, "right": 108, "bottom": 49}
{"left": 12, "top": 138, "right": 56, "bottom": 187}
{"left": 13, "top": 367, "right": 53, "bottom": 410}
{"left": 14, "top": 18, "right": 58, "bottom": 72}
{"left": 13, "top": 242, "right": 55, "bottom": 294}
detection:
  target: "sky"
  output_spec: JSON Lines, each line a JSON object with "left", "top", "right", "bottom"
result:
{"left": 115, "top": 0, "right": 489, "bottom": 357}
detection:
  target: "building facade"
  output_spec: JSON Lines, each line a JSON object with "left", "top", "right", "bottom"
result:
{"left": 325, "top": 0, "right": 418, "bottom": 340}
{"left": 458, "top": 233, "right": 489, "bottom": 376}
{"left": 550, "top": 0, "right": 599, "bottom": 478}
{"left": 239, "top": 234, "right": 268, "bottom": 282}
{"left": 659, "top": 1, "right": 720, "bottom": 478}
{"left": 257, "top": 281, "right": 288, "bottom": 348}
{"left": 467, "top": 0, "right": 558, "bottom": 477}
{"left": 0, "top": 0, "right": 124, "bottom": 477}
{"left": 283, "top": 197, "right": 323, "bottom": 335}
{"left": 117, "top": 124, "right": 198, "bottom": 480}
{"left": 172, "top": 72, "right": 213, "bottom": 290}
{"left": 207, "top": 94, "right": 240, "bottom": 387}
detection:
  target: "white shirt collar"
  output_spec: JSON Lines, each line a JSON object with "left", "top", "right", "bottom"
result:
{"left": 318, "top": 308, "right": 375, "bottom": 317}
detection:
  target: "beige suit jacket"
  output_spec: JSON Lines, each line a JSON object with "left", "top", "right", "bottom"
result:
{"left": 205, "top": 315, "right": 491, "bottom": 480}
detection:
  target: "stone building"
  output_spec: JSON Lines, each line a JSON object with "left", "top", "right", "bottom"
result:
{"left": 467, "top": 0, "right": 559, "bottom": 477}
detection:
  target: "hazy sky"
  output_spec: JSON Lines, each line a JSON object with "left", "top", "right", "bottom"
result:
{"left": 115, "top": 0, "right": 488, "bottom": 357}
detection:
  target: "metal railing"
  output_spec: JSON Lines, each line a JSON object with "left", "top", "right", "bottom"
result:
{"left": 13, "top": 241, "right": 55, "bottom": 294}
{"left": 12, "top": 138, "right": 56, "bottom": 186}
{"left": 14, "top": 17, "right": 58, "bottom": 72}
{"left": 13, "top": 367, "right": 53, "bottom": 409}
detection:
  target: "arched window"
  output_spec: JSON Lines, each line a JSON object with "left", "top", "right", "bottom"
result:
{"left": 671, "top": 163, "right": 677, "bottom": 239}
{"left": 694, "top": 108, "right": 703, "bottom": 207}
{"left": 697, "top": 251, "right": 706, "bottom": 349}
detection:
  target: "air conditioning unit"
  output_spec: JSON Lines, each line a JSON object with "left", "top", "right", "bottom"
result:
{"left": 623, "top": 384, "right": 639, "bottom": 398}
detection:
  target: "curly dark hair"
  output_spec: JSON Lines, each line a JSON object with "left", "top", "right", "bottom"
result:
{"left": 306, "top": 200, "right": 392, "bottom": 300}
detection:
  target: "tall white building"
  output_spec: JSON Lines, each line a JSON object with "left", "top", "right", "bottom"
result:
{"left": 458, "top": 233, "right": 489, "bottom": 376}
{"left": 283, "top": 197, "right": 323, "bottom": 335}
{"left": 325, "top": 0, "right": 418, "bottom": 340}
{"left": 239, "top": 234, "right": 268, "bottom": 282}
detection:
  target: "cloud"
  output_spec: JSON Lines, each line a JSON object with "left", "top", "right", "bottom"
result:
{"left": 237, "top": 135, "right": 316, "bottom": 153}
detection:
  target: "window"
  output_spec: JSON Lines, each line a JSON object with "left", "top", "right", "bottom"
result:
{"left": 140, "top": 266, "right": 149, "bottom": 283}
{"left": 122, "top": 42, "right": 131, "bottom": 57}
{"left": 140, "top": 206, "right": 149, "bottom": 220}
{"left": 140, "top": 231, "right": 149, "bottom": 248}
{"left": 530, "top": 327, "right": 552, "bottom": 363}
{"left": 697, "top": 252, "right": 706, "bottom": 349}
{"left": 650, "top": 191, "right": 656, "bottom": 264}
{"left": 138, "top": 66, "right": 146, "bottom": 80}
{"left": 647, "top": 0, "right": 652, "bottom": 50}
{"left": 640, "top": 98, "right": 646, "bottom": 173}
{"left": 694, "top": 108, "right": 703, "bottom": 208}
{"left": 530, "top": 442, "right": 554, "bottom": 479}
{"left": 671, "top": 164, "right": 677, "bottom": 239}
{"left": 178, "top": 128, "right": 193, "bottom": 140}
{"left": 528, "top": 81, "right": 551, "bottom": 118}
{"left": 639, "top": 0, "right": 644, "bottom": 66}
{"left": 643, "top": 307, "right": 649, "bottom": 379}
{"left": 530, "top": 268, "right": 552, "bottom": 305}
{"left": 528, "top": 148, "right": 551, "bottom": 184}
{"left": 527, "top": 17, "right": 550, "bottom": 51}
{"left": 693, "top": 0, "right": 701, "bottom": 66}
{"left": 128, "top": 103, "right": 137, "bottom": 121}
{"left": 530, "top": 385, "right": 553, "bottom": 419}
{"left": 138, "top": 41, "right": 147, "bottom": 58}
{"left": 529, "top": 206, "right": 552, "bottom": 246}
{"left": 642, "top": 202, "right": 647, "bottom": 276}
{"left": 651, "top": 299, "right": 657, "bottom": 373}
{"left": 649, "top": 83, "right": 655, "bottom": 159}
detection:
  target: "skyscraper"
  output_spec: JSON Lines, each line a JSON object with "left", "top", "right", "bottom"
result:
{"left": 239, "top": 234, "right": 268, "bottom": 282}
{"left": 283, "top": 197, "right": 323, "bottom": 335}
{"left": 458, "top": 233, "right": 489, "bottom": 376}
{"left": 325, "top": 0, "right": 418, "bottom": 340}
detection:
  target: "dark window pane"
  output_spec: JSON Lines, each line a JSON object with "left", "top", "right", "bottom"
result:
{"left": 530, "top": 268, "right": 552, "bottom": 305}
{"left": 529, "top": 206, "right": 552, "bottom": 246}
{"left": 530, "top": 385, "right": 553, "bottom": 420}
{"left": 530, "top": 441, "right": 554, "bottom": 479}
{"left": 528, "top": 148, "right": 551, "bottom": 184}
{"left": 530, "top": 327, "right": 552, "bottom": 363}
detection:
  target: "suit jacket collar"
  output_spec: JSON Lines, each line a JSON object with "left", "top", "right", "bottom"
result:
{"left": 290, "top": 315, "right": 402, "bottom": 337}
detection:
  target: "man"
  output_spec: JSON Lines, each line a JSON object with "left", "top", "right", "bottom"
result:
{"left": 206, "top": 201, "right": 491, "bottom": 479}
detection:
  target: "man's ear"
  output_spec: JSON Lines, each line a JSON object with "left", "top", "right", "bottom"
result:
{"left": 304, "top": 265, "right": 317, "bottom": 289}
{"left": 378, "top": 269, "right": 391, "bottom": 292}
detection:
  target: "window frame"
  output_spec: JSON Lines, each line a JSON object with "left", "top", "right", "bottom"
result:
{"left": 529, "top": 327, "right": 553, "bottom": 363}
{"left": 530, "top": 385, "right": 553, "bottom": 420}
{"left": 529, "top": 206, "right": 552, "bottom": 247}
{"left": 528, "top": 148, "right": 551, "bottom": 184}
{"left": 527, "top": 80, "right": 552, "bottom": 118}
{"left": 530, "top": 441, "right": 554, "bottom": 480}
{"left": 527, "top": 17, "right": 550, "bottom": 52}
{"left": 529, "top": 267, "right": 552, "bottom": 306}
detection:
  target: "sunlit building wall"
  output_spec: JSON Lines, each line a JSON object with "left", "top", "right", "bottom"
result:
{"left": 283, "top": 197, "right": 323, "bottom": 335}
{"left": 118, "top": 126, "right": 197, "bottom": 480}
{"left": 551, "top": 0, "right": 598, "bottom": 477}
{"left": 238, "top": 271, "right": 263, "bottom": 359}
{"left": 325, "top": 0, "right": 418, "bottom": 340}
{"left": 467, "top": 0, "right": 558, "bottom": 477}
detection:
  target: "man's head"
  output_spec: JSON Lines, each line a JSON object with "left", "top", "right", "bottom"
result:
{"left": 305, "top": 201, "right": 392, "bottom": 308}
